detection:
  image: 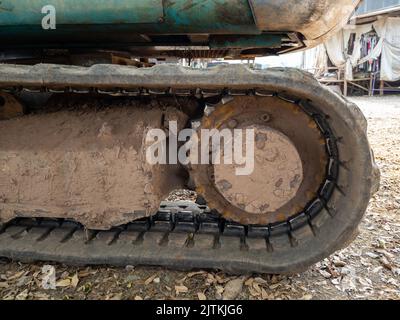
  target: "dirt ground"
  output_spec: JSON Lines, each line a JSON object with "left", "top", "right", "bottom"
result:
{"left": 0, "top": 95, "right": 399, "bottom": 300}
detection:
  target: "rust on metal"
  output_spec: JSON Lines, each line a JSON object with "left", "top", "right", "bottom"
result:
{"left": 0, "top": 92, "right": 25, "bottom": 120}
{"left": 214, "top": 126, "right": 303, "bottom": 214}
{"left": 191, "top": 95, "right": 327, "bottom": 225}
{"left": 249, "top": 0, "right": 360, "bottom": 45}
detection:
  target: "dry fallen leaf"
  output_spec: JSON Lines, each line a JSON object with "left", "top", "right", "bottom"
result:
{"left": 78, "top": 270, "right": 91, "bottom": 278}
{"left": 215, "top": 274, "right": 226, "bottom": 284}
{"left": 215, "top": 285, "right": 224, "bottom": 294}
{"left": 188, "top": 271, "right": 206, "bottom": 278}
{"left": 197, "top": 292, "right": 207, "bottom": 300}
{"left": 254, "top": 277, "right": 268, "bottom": 285}
{"left": 144, "top": 274, "right": 158, "bottom": 285}
{"left": 261, "top": 288, "right": 269, "bottom": 300}
{"left": 7, "top": 271, "right": 25, "bottom": 281}
{"left": 176, "top": 275, "right": 187, "bottom": 284}
{"left": 244, "top": 278, "right": 254, "bottom": 287}
{"left": 175, "top": 285, "right": 189, "bottom": 295}
{"left": 269, "top": 283, "right": 281, "bottom": 290}
{"left": 365, "top": 252, "right": 380, "bottom": 259}
{"left": 56, "top": 279, "right": 71, "bottom": 287}
{"left": 32, "top": 292, "right": 50, "bottom": 300}
{"left": 380, "top": 257, "right": 393, "bottom": 270}
{"left": 333, "top": 260, "right": 346, "bottom": 268}
{"left": 15, "top": 289, "right": 29, "bottom": 300}
{"left": 248, "top": 286, "right": 260, "bottom": 297}
{"left": 205, "top": 274, "right": 215, "bottom": 285}
{"left": 71, "top": 274, "right": 79, "bottom": 288}
{"left": 110, "top": 293, "right": 123, "bottom": 300}
{"left": 252, "top": 282, "right": 262, "bottom": 294}
{"left": 319, "top": 269, "right": 332, "bottom": 279}
{"left": 223, "top": 278, "right": 244, "bottom": 300}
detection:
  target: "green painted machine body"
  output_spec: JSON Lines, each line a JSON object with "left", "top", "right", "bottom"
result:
{"left": 0, "top": 0, "right": 257, "bottom": 31}
{"left": 0, "top": 0, "right": 265, "bottom": 48}
{"left": 0, "top": 0, "right": 360, "bottom": 58}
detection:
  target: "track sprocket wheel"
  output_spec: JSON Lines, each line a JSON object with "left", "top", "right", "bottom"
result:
{"left": 192, "top": 96, "right": 329, "bottom": 225}
{"left": 189, "top": 78, "right": 380, "bottom": 272}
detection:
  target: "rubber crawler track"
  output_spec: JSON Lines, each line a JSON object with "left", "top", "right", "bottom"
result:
{"left": 0, "top": 64, "right": 379, "bottom": 274}
{"left": 0, "top": 201, "right": 300, "bottom": 274}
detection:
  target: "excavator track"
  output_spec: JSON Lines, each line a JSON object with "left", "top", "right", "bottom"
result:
{"left": 0, "top": 64, "right": 379, "bottom": 274}
{"left": 0, "top": 201, "right": 301, "bottom": 274}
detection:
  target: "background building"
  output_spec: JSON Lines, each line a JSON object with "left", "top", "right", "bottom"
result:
{"left": 357, "top": 0, "right": 400, "bottom": 16}
{"left": 255, "top": 0, "right": 400, "bottom": 96}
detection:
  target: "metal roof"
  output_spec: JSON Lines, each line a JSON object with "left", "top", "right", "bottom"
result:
{"left": 357, "top": 0, "right": 400, "bottom": 15}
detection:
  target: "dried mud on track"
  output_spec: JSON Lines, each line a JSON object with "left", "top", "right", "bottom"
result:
{"left": 1, "top": 96, "right": 399, "bottom": 300}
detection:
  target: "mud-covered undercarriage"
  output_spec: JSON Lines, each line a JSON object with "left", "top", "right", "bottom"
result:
{"left": 0, "top": 0, "right": 381, "bottom": 274}
{"left": 0, "top": 64, "right": 379, "bottom": 273}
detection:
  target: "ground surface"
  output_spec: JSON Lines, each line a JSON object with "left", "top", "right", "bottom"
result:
{"left": 0, "top": 96, "right": 399, "bottom": 300}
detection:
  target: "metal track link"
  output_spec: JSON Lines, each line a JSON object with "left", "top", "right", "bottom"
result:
{"left": 0, "top": 201, "right": 287, "bottom": 273}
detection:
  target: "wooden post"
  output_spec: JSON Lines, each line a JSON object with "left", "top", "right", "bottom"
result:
{"left": 380, "top": 80, "right": 384, "bottom": 96}
{"left": 369, "top": 75, "right": 373, "bottom": 97}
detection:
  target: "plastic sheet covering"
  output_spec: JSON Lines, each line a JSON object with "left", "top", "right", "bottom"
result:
{"left": 374, "top": 17, "right": 400, "bottom": 81}
{"left": 322, "top": 17, "right": 400, "bottom": 81}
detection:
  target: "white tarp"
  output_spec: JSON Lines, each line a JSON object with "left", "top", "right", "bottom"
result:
{"left": 322, "top": 17, "right": 400, "bottom": 81}
{"left": 374, "top": 17, "right": 400, "bottom": 81}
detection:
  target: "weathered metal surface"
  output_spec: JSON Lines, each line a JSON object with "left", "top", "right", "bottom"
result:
{"left": 0, "top": 0, "right": 164, "bottom": 25}
{"left": 0, "top": 102, "right": 187, "bottom": 229}
{"left": 214, "top": 126, "right": 304, "bottom": 214}
{"left": 0, "top": 92, "right": 25, "bottom": 120}
{"left": 0, "top": 0, "right": 258, "bottom": 39}
{"left": 249, "top": 0, "right": 361, "bottom": 42}
{"left": 210, "top": 34, "right": 282, "bottom": 49}
{"left": 0, "top": 63, "right": 347, "bottom": 91}
{"left": 191, "top": 95, "right": 327, "bottom": 225}
{"left": 162, "top": 0, "right": 257, "bottom": 33}
{"left": 0, "top": 0, "right": 358, "bottom": 53}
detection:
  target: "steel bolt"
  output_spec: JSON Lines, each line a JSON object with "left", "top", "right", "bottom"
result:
{"left": 228, "top": 119, "right": 238, "bottom": 129}
{"left": 261, "top": 113, "right": 270, "bottom": 122}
